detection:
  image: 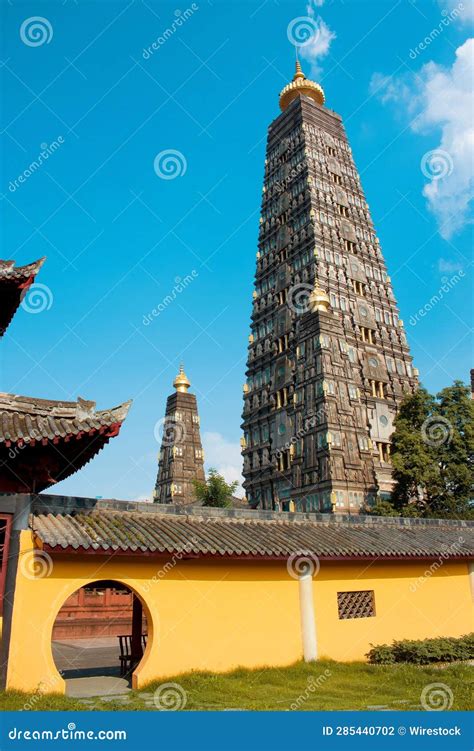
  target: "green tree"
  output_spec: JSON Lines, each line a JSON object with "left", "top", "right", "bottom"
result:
{"left": 363, "top": 499, "right": 399, "bottom": 517}
{"left": 390, "top": 387, "right": 438, "bottom": 512}
{"left": 426, "top": 381, "right": 474, "bottom": 518}
{"left": 193, "top": 468, "right": 238, "bottom": 508}
{"left": 387, "top": 381, "right": 474, "bottom": 519}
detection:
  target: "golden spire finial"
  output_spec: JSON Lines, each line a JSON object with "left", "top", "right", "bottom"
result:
{"left": 279, "top": 61, "right": 325, "bottom": 111}
{"left": 173, "top": 364, "right": 191, "bottom": 393}
{"left": 294, "top": 59, "right": 304, "bottom": 80}
{"left": 309, "top": 283, "right": 331, "bottom": 313}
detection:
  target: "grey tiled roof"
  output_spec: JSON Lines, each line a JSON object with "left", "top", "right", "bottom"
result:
{"left": 31, "top": 504, "right": 474, "bottom": 559}
{"left": 0, "top": 394, "right": 131, "bottom": 445}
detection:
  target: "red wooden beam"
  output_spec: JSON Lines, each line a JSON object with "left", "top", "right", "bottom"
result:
{"left": 38, "top": 544, "right": 473, "bottom": 565}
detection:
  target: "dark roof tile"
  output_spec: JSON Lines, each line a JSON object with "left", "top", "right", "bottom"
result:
{"left": 32, "top": 508, "right": 474, "bottom": 561}
{"left": 0, "top": 394, "right": 131, "bottom": 445}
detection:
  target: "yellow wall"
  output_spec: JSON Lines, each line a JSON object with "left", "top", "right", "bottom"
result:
{"left": 4, "top": 530, "right": 473, "bottom": 693}
{"left": 313, "top": 561, "right": 472, "bottom": 661}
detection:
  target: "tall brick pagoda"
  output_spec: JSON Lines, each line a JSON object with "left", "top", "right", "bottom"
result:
{"left": 241, "top": 61, "right": 418, "bottom": 513}
{"left": 154, "top": 365, "right": 205, "bottom": 504}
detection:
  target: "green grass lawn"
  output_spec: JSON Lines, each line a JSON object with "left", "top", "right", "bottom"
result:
{"left": 1, "top": 660, "right": 472, "bottom": 711}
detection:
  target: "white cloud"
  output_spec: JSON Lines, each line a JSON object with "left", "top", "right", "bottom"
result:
{"left": 369, "top": 72, "right": 414, "bottom": 108}
{"left": 437, "top": 0, "right": 474, "bottom": 22}
{"left": 299, "top": 1, "right": 336, "bottom": 78}
{"left": 202, "top": 431, "right": 245, "bottom": 498}
{"left": 437, "top": 257, "right": 464, "bottom": 273}
{"left": 371, "top": 39, "right": 474, "bottom": 239}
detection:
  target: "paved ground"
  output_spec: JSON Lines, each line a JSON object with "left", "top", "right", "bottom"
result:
{"left": 66, "top": 676, "right": 131, "bottom": 699}
{"left": 52, "top": 638, "right": 131, "bottom": 698}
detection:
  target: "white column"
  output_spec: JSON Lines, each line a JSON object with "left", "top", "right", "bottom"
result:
{"left": 468, "top": 562, "right": 474, "bottom": 601}
{"left": 299, "top": 573, "right": 317, "bottom": 661}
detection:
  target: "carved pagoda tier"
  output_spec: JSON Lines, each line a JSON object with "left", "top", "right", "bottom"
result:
{"left": 0, "top": 257, "right": 45, "bottom": 336}
{"left": 0, "top": 393, "right": 131, "bottom": 492}
{"left": 241, "top": 62, "right": 418, "bottom": 513}
{"left": 154, "top": 366, "right": 205, "bottom": 505}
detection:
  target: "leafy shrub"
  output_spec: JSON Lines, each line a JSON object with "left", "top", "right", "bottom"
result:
{"left": 365, "top": 644, "right": 395, "bottom": 664}
{"left": 367, "top": 634, "right": 474, "bottom": 664}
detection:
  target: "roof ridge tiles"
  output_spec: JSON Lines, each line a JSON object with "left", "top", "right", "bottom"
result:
{"left": 30, "top": 506, "right": 474, "bottom": 560}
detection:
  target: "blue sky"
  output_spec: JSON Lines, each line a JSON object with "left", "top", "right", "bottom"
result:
{"left": 1, "top": 0, "right": 472, "bottom": 500}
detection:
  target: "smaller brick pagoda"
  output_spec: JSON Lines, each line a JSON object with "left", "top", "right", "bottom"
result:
{"left": 154, "top": 365, "right": 205, "bottom": 504}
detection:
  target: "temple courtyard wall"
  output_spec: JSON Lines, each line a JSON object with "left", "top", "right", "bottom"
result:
{"left": 4, "top": 528, "right": 473, "bottom": 694}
